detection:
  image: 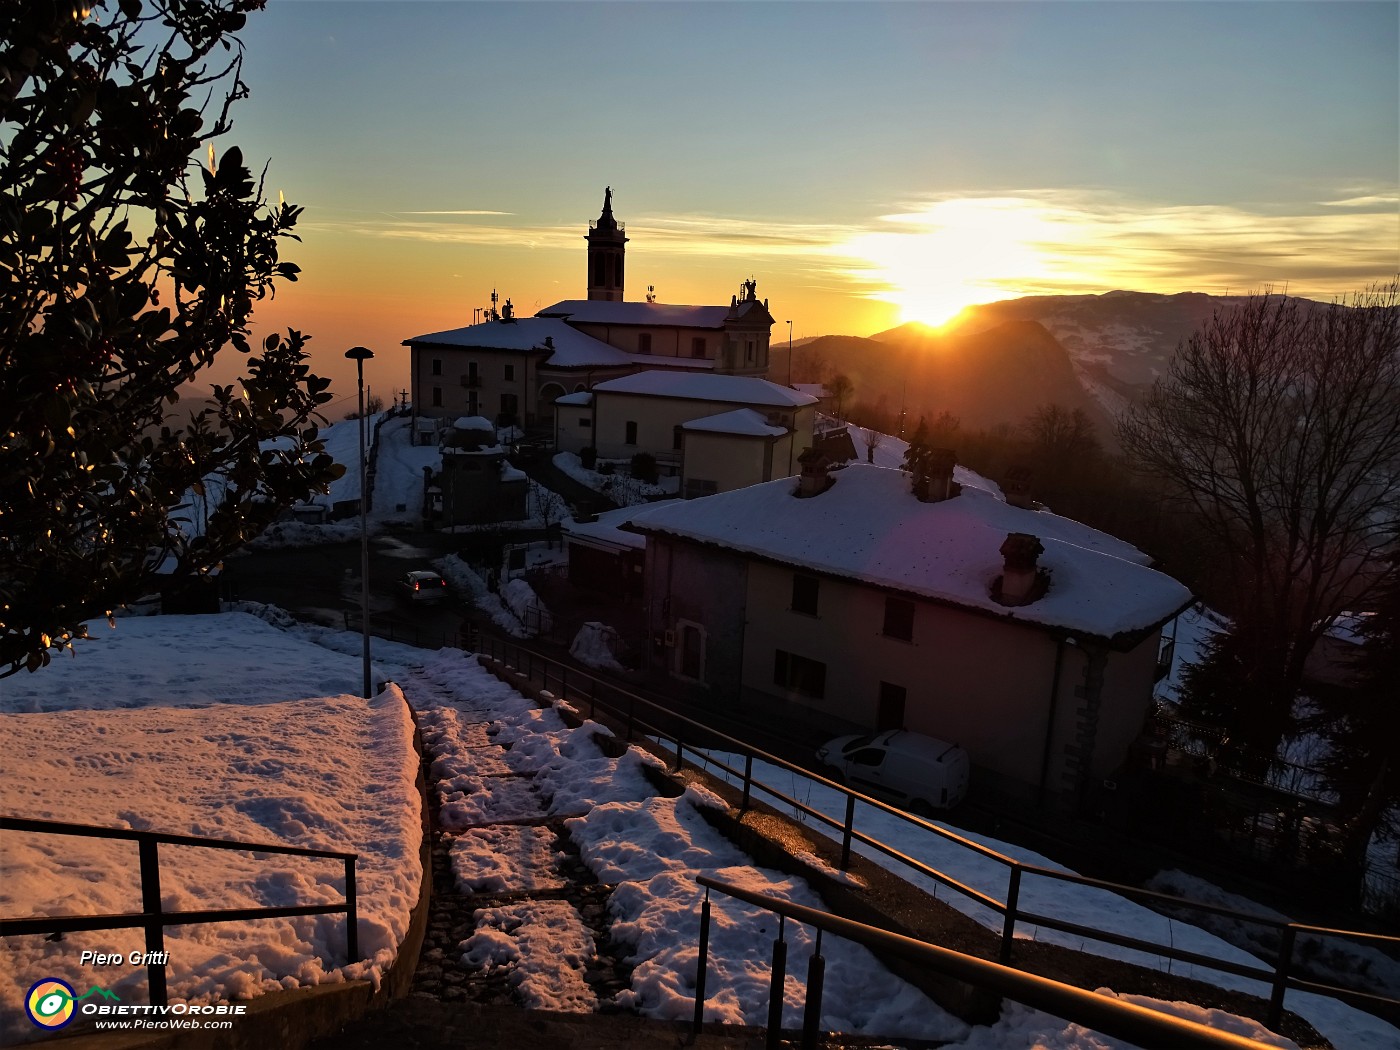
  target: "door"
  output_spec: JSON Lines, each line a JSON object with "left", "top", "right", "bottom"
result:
{"left": 677, "top": 621, "right": 705, "bottom": 681}
{"left": 843, "top": 746, "right": 890, "bottom": 797}
{"left": 877, "top": 682, "right": 906, "bottom": 731}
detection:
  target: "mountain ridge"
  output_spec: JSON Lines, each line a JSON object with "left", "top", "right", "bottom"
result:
{"left": 797, "top": 290, "right": 1328, "bottom": 430}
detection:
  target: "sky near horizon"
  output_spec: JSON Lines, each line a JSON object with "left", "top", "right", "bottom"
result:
{"left": 209, "top": 0, "right": 1397, "bottom": 404}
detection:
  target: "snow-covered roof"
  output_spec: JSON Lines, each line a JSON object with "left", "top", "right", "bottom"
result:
{"left": 556, "top": 391, "right": 594, "bottom": 407}
{"left": 682, "top": 408, "right": 787, "bottom": 438}
{"left": 562, "top": 500, "right": 682, "bottom": 552}
{"left": 453, "top": 415, "right": 495, "bottom": 431}
{"left": 538, "top": 300, "right": 731, "bottom": 328}
{"left": 629, "top": 463, "right": 1190, "bottom": 644}
{"left": 594, "top": 371, "right": 818, "bottom": 408}
{"left": 404, "top": 317, "right": 634, "bottom": 368}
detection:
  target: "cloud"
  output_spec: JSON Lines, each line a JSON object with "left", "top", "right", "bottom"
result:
{"left": 817, "top": 190, "right": 1399, "bottom": 321}
{"left": 395, "top": 210, "right": 515, "bottom": 216}
{"left": 303, "top": 189, "right": 1395, "bottom": 321}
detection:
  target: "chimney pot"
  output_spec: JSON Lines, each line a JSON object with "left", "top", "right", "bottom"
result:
{"left": 795, "top": 447, "right": 834, "bottom": 498}
{"left": 996, "top": 532, "right": 1046, "bottom": 606}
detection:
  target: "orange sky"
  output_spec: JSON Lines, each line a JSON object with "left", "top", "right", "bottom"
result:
{"left": 195, "top": 2, "right": 1397, "bottom": 413}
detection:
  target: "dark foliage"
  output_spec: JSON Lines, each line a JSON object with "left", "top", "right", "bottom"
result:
{"left": 1, "top": 1, "right": 342, "bottom": 675}
{"left": 1317, "top": 558, "right": 1400, "bottom": 867}
{"left": 629, "top": 451, "right": 658, "bottom": 485}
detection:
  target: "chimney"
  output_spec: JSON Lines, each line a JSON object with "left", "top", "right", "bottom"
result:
{"left": 1004, "top": 465, "right": 1034, "bottom": 509}
{"left": 914, "top": 447, "right": 959, "bottom": 503}
{"left": 996, "top": 532, "right": 1046, "bottom": 606}
{"left": 795, "top": 447, "right": 834, "bottom": 498}
{"left": 927, "top": 448, "right": 957, "bottom": 502}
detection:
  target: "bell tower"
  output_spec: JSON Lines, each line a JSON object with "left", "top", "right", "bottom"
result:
{"left": 586, "top": 186, "right": 627, "bottom": 302}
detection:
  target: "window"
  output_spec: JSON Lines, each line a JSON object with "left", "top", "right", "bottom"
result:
{"left": 500, "top": 393, "right": 518, "bottom": 415}
{"left": 691, "top": 337, "right": 706, "bottom": 358}
{"left": 883, "top": 596, "right": 914, "bottom": 641}
{"left": 578, "top": 417, "right": 592, "bottom": 429}
{"left": 774, "top": 649, "right": 826, "bottom": 699}
{"left": 504, "top": 364, "right": 515, "bottom": 381}
{"left": 684, "top": 478, "right": 718, "bottom": 499}
{"left": 791, "top": 574, "right": 819, "bottom": 616}
{"left": 673, "top": 425, "right": 683, "bottom": 451}
{"left": 746, "top": 340, "right": 755, "bottom": 364}
{"left": 848, "top": 747, "right": 885, "bottom": 769}
{"left": 625, "top": 420, "right": 638, "bottom": 445}
{"left": 431, "top": 358, "right": 442, "bottom": 376}
{"left": 431, "top": 386, "right": 442, "bottom": 407}
{"left": 638, "top": 333, "right": 652, "bottom": 355}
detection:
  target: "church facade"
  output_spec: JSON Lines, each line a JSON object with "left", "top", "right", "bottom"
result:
{"left": 404, "top": 189, "right": 778, "bottom": 438}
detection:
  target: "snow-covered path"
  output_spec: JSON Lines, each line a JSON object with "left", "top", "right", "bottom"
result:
{"left": 395, "top": 650, "right": 971, "bottom": 1042}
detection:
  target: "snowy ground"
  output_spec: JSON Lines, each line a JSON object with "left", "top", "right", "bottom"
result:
{"left": 2, "top": 610, "right": 1375, "bottom": 1048}
{"left": 682, "top": 747, "right": 1398, "bottom": 1050}
{"left": 0, "top": 613, "right": 424, "bottom": 1043}
{"left": 8, "top": 411, "right": 1392, "bottom": 1046}
{"left": 553, "top": 452, "right": 681, "bottom": 507}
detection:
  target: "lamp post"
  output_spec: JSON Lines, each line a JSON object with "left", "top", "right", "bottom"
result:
{"left": 786, "top": 320, "right": 793, "bottom": 386}
{"left": 345, "top": 345, "right": 375, "bottom": 699}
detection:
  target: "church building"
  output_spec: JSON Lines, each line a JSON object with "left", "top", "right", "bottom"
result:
{"left": 403, "top": 189, "right": 779, "bottom": 442}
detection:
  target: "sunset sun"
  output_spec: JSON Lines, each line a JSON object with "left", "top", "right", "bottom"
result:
{"left": 841, "top": 197, "right": 1071, "bottom": 327}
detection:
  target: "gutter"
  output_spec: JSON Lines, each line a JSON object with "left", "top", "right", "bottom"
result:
{"left": 1037, "top": 636, "right": 1075, "bottom": 807}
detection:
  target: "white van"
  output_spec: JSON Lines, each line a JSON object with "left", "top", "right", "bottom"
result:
{"left": 815, "top": 730, "right": 970, "bottom": 812}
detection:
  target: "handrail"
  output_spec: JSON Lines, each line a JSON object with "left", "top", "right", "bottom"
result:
{"left": 476, "top": 634, "right": 1400, "bottom": 1031}
{"left": 694, "top": 873, "right": 1280, "bottom": 1050}
{"left": 1, "top": 816, "right": 359, "bottom": 1007}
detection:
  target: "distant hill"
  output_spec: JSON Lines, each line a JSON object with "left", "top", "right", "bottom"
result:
{"left": 942, "top": 290, "right": 1324, "bottom": 416}
{"left": 792, "top": 318, "right": 1111, "bottom": 436}
{"left": 790, "top": 290, "right": 1329, "bottom": 434}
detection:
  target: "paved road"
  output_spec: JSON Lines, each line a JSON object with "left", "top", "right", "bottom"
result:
{"left": 222, "top": 531, "right": 470, "bottom": 649}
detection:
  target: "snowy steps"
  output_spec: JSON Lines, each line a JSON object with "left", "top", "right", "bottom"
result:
{"left": 409, "top": 685, "right": 640, "bottom": 1018}
{"left": 395, "top": 661, "right": 963, "bottom": 1047}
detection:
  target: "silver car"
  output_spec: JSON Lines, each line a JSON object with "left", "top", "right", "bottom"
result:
{"left": 398, "top": 570, "right": 448, "bottom": 603}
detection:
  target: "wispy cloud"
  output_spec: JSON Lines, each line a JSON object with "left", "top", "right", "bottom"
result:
{"left": 818, "top": 189, "right": 1399, "bottom": 322}
{"left": 395, "top": 210, "right": 514, "bottom": 216}
{"left": 303, "top": 189, "right": 1395, "bottom": 321}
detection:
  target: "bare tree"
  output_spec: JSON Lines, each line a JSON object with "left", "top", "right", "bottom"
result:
{"left": 531, "top": 481, "right": 569, "bottom": 545}
{"left": 827, "top": 372, "right": 854, "bottom": 421}
{"left": 1021, "top": 404, "right": 1100, "bottom": 461}
{"left": 862, "top": 427, "right": 885, "bottom": 463}
{"left": 1118, "top": 285, "right": 1400, "bottom": 753}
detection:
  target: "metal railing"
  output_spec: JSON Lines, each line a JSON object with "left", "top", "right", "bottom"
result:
{"left": 1149, "top": 709, "right": 1336, "bottom": 803}
{"left": 475, "top": 635, "right": 1400, "bottom": 1031}
{"left": 0, "top": 816, "right": 359, "bottom": 1007}
{"left": 694, "top": 873, "right": 1284, "bottom": 1050}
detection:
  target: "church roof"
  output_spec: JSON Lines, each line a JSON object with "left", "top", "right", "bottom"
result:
{"left": 593, "top": 371, "right": 819, "bottom": 407}
{"left": 403, "top": 317, "right": 634, "bottom": 368}
{"left": 538, "top": 300, "right": 731, "bottom": 329}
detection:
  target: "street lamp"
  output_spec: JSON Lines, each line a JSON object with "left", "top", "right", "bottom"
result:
{"left": 345, "top": 345, "right": 375, "bottom": 699}
{"left": 786, "top": 320, "right": 793, "bottom": 386}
